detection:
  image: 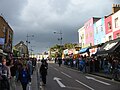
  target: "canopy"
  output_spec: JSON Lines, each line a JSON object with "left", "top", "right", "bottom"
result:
{"left": 96, "top": 38, "right": 120, "bottom": 56}
{"left": 79, "top": 47, "right": 89, "bottom": 54}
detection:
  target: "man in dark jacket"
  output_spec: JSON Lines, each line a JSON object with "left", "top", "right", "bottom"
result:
{"left": 39, "top": 60, "right": 48, "bottom": 85}
{"left": 0, "top": 58, "right": 11, "bottom": 90}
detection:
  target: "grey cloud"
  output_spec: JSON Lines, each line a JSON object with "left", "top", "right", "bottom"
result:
{"left": 0, "top": 0, "right": 120, "bottom": 53}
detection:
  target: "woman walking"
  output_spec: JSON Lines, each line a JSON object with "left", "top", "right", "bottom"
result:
{"left": 18, "top": 65, "right": 31, "bottom": 90}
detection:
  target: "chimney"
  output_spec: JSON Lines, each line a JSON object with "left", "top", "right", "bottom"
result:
{"left": 112, "top": 4, "right": 120, "bottom": 13}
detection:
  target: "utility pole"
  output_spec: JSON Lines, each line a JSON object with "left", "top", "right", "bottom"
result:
{"left": 26, "top": 34, "right": 34, "bottom": 57}
{"left": 54, "top": 30, "right": 62, "bottom": 46}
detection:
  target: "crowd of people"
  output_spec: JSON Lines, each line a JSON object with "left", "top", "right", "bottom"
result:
{"left": 0, "top": 57, "right": 36, "bottom": 90}
{"left": 63, "top": 55, "right": 120, "bottom": 80}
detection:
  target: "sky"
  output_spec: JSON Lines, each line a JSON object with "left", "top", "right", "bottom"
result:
{"left": 0, "top": 0, "right": 120, "bottom": 54}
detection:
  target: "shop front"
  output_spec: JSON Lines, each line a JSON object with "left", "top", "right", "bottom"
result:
{"left": 96, "top": 38, "right": 120, "bottom": 57}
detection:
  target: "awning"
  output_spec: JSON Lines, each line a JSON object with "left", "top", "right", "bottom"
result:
{"left": 96, "top": 38, "right": 120, "bottom": 56}
{"left": 79, "top": 47, "right": 89, "bottom": 54}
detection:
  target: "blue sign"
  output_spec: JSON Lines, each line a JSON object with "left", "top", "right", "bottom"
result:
{"left": 0, "top": 38, "right": 5, "bottom": 45}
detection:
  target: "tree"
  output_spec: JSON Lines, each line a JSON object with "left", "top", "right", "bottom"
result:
{"left": 50, "top": 43, "right": 77, "bottom": 58}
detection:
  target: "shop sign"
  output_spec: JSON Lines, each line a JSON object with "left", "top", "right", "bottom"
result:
{"left": 63, "top": 49, "right": 68, "bottom": 54}
{"left": 68, "top": 49, "right": 73, "bottom": 55}
{"left": 104, "top": 42, "right": 118, "bottom": 50}
{"left": 0, "top": 49, "right": 3, "bottom": 53}
{"left": 0, "top": 38, "right": 5, "bottom": 45}
{"left": 90, "top": 48, "right": 97, "bottom": 54}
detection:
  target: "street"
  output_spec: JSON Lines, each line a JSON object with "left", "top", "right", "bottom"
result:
{"left": 37, "top": 62, "right": 120, "bottom": 90}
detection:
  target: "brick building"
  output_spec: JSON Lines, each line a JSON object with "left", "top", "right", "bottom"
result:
{"left": 0, "top": 16, "right": 14, "bottom": 62}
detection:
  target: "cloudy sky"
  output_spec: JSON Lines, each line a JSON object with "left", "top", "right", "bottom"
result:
{"left": 0, "top": 0, "right": 120, "bottom": 54}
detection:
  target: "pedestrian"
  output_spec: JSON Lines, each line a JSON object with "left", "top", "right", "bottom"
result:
{"left": 58, "top": 57, "right": 62, "bottom": 67}
{"left": 10, "top": 59, "right": 16, "bottom": 90}
{"left": 0, "top": 58, "right": 11, "bottom": 90}
{"left": 39, "top": 60, "right": 48, "bottom": 85}
{"left": 27, "top": 58, "right": 33, "bottom": 78}
{"left": 18, "top": 65, "right": 31, "bottom": 90}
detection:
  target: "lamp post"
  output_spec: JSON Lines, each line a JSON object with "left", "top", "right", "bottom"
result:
{"left": 54, "top": 30, "right": 63, "bottom": 58}
{"left": 54, "top": 30, "right": 62, "bottom": 46}
{"left": 26, "top": 34, "right": 34, "bottom": 49}
{"left": 26, "top": 34, "right": 34, "bottom": 57}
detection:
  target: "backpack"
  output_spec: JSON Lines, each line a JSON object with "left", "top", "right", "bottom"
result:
{"left": 21, "top": 70, "right": 28, "bottom": 83}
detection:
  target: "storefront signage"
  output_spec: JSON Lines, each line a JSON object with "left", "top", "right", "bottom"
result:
{"left": 68, "top": 50, "right": 73, "bottom": 55}
{"left": 104, "top": 42, "right": 118, "bottom": 50}
{"left": 63, "top": 49, "right": 68, "bottom": 54}
{"left": 0, "top": 49, "right": 3, "bottom": 53}
{"left": 89, "top": 48, "right": 97, "bottom": 54}
{"left": 0, "top": 38, "right": 5, "bottom": 45}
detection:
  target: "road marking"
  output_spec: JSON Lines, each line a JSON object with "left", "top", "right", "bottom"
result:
{"left": 85, "top": 76, "right": 111, "bottom": 85}
{"left": 66, "top": 86, "right": 83, "bottom": 90}
{"left": 54, "top": 68, "right": 59, "bottom": 71}
{"left": 61, "top": 72, "right": 72, "bottom": 78}
{"left": 53, "top": 77, "right": 66, "bottom": 88}
{"left": 75, "top": 80, "right": 94, "bottom": 90}
{"left": 49, "top": 65, "right": 59, "bottom": 71}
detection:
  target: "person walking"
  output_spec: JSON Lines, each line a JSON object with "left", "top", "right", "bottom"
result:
{"left": 27, "top": 58, "right": 33, "bottom": 78}
{"left": 39, "top": 60, "right": 48, "bottom": 85}
{"left": 0, "top": 58, "right": 11, "bottom": 90}
{"left": 10, "top": 59, "right": 16, "bottom": 90}
{"left": 18, "top": 65, "right": 31, "bottom": 90}
{"left": 58, "top": 57, "right": 62, "bottom": 67}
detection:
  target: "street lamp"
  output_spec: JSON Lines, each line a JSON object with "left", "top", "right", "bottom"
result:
{"left": 26, "top": 34, "right": 34, "bottom": 49}
{"left": 26, "top": 34, "right": 34, "bottom": 57}
{"left": 54, "top": 30, "right": 62, "bottom": 46}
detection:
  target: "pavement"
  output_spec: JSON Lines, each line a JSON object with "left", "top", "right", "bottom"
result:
{"left": 16, "top": 69, "right": 38, "bottom": 90}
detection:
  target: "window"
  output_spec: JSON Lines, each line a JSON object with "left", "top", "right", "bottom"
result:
{"left": 96, "top": 27, "right": 98, "bottom": 34}
{"left": 86, "top": 34, "right": 88, "bottom": 39}
{"left": 115, "top": 17, "right": 118, "bottom": 28}
{"left": 108, "top": 36, "right": 112, "bottom": 41}
{"left": 116, "top": 33, "right": 120, "bottom": 38}
{"left": 82, "top": 34, "right": 84, "bottom": 39}
{"left": 108, "top": 22, "right": 111, "bottom": 29}
{"left": 101, "top": 25, "right": 103, "bottom": 31}
{"left": 90, "top": 32, "right": 92, "bottom": 37}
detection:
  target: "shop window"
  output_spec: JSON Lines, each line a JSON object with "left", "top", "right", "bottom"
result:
{"left": 115, "top": 17, "right": 118, "bottom": 28}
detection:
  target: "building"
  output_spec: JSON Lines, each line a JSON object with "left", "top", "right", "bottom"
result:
{"left": 112, "top": 10, "right": 120, "bottom": 39}
{"left": 84, "top": 17, "right": 100, "bottom": 47}
{"left": 78, "top": 4, "right": 120, "bottom": 56}
{"left": 14, "top": 41, "right": 28, "bottom": 58}
{"left": 0, "top": 16, "right": 14, "bottom": 61}
{"left": 105, "top": 14, "right": 113, "bottom": 41}
{"left": 105, "top": 4, "right": 120, "bottom": 41}
{"left": 94, "top": 17, "right": 106, "bottom": 45}
{"left": 78, "top": 26, "right": 85, "bottom": 48}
